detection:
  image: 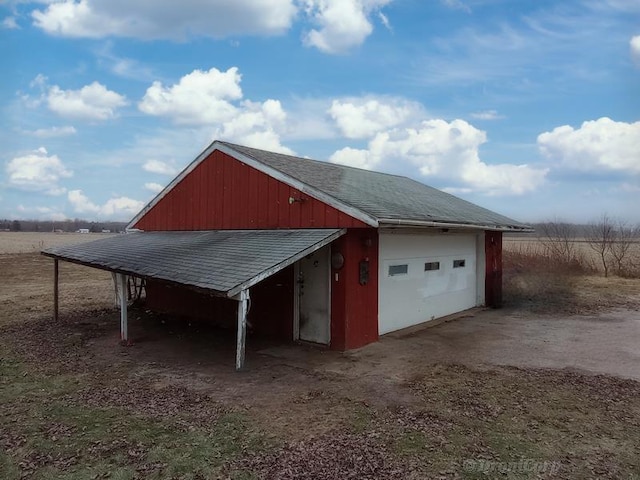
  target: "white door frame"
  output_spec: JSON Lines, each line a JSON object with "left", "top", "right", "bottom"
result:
{"left": 293, "top": 246, "right": 331, "bottom": 344}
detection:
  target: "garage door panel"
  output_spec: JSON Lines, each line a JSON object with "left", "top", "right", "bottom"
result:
{"left": 379, "top": 233, "right": 479, "bottom": 335}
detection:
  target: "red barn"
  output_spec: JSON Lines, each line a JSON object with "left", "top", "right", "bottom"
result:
{"left": 44, "top": 141, "right": 530, "bottom": 369}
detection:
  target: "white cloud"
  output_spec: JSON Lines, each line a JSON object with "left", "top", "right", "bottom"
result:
{"left": 30, "top": 0, "right": 388, "bottom": 52}
{"left": 537, "top": 117, "right": 640, "bottom": 173}
{"left": 16, "top": 204, "right": 67, "bottom": 221}
{"left": 95, "top": 42, "right": 155, "bottom": 81}
{"left": 139, "top": 67, "right": 242, "bottom": 125}
{"left": 330, "top": 119, "right": 548, "bottom": 195}
{"left": 27, "top": 126, "right": 77, "bottom": 138}
{"left": 2, "top": 16, "right": 19, "bottom": 29}
{"left": 378, "top": 11, "right": 391, "bottom": 31}
{"left": 30, "top": 73, "right": 48, "bottom": 90}
{"left": 6, "top": 147, "right": 73, "bottom": 195}
{"left": 470, "top": 110, "right": 504, "bottom": 120}
{"left": 139, "top": 67, "right": 292, "bottom": 153}
{"left": 217, "top": 99, "right": 292, "bottom": 153}
{"left": 67, "top": 189, "right": 100, "bottom": 214}
{"left": 50, "top": 212, "right": 68, "bottom": 221}
{"left": 32, "top": 0, "right": 297, "bottom": 40}
{"left": 328, "top": 97, "right": 423, "bottom": 139}
{"left": 142, "top": 159, "right": 178, "bottom": 176}
{"left": 100, "top": 196, "right": 144, "bottom": 217}
{"left": 68, "top": 189, "right": 143, "bottom": 219}
{"left": 631, "top": 35, "right": 640, "bottom": 66}
{"left": 144, "top": 182, "right": 164, "bottom": 193}
{"left": 47, "top": 81, "right": 128, "bottom": 120}
{"left": 441, "top": 0, "right": 471, "bottom": 13}
{"left": 302, "top": 0, "right": 392, "bottom": 54}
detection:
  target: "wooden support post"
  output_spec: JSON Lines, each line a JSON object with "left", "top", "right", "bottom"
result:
{"left": 235, "top": 289, "right": 249, "bottom": 371}
{"left": 53, "top": 259, "right": 59, "bottom": 322}
{"left": 118, "top": 273, "right": 128, "bottom": 342}
{"left": 111, "top": 272, "right": 119, "bottom": 307}
{"left": 485, "top": 231, "right": 503, "bottom": 308}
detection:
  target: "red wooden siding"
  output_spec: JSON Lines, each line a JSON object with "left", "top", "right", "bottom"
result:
{"left": 145, "top": 280, "right": 237, "bottom": 328}
{"left": 134, "top": 150, "right": 368, "bottom": 230}
{"left": 330, "top": 229, "right": 379, "bottom": 350}
{"left": 145, "top": 265, "right": 294, "bottom": 340}
{"left": 485, "top": 230, "right": 503, "bottom": 308}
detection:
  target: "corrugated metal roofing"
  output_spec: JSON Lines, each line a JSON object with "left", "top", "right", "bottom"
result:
{"left": 221, "top": 141, "right": 529, "bottom": 230}
{"left": 42, "top": 229, "right": 344, "bottom": 297}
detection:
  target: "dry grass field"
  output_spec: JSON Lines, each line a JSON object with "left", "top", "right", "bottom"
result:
{"left": 1, "top": 232, "right": 639, "bottom": 479}
{"left": 0, "top": 232, "right": 117, "bottom": 254}
{"left": 504, "top": 235, "right": 640, "bottom": 275}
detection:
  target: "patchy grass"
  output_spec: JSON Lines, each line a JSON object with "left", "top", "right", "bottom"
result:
{"left": 2, "top": 252, "right": 640, "bottom": 479}
{"left": 0, "top": 354, "right": 271, "bottom": 480}
{"left": 3, "top": 321, "right": 640, "bottom": 479}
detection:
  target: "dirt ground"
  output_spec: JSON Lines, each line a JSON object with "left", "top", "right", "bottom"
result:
{"left": 1, "top": 249, "right": 640, "bottom": 479}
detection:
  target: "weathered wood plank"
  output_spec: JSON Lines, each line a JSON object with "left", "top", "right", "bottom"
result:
{"left": 235, "top": 289, "right": 249, "bottom": 371}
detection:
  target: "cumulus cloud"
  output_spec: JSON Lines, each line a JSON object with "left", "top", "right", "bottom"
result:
{"left": 27, "top": 126, "right": 77, "bottom": 138}
{"left": 142, "top": 160, "right": 178, "bottom": 176}
{"left": 47, "top": 81, "right": 128, "bottom": 120}
{"left": 328, "top": 97, "right": 422, "bottom": 139}
{"left": 144, "top": 182, "right": 164, "bottom": 193}
{"left": 6, "top": 147, "right": 72, "bottom": 195}
{"left": 330, "top": 119, "right": 548, "bottom": 195}
{"left": 68, "top": 189, "right": 143, "bottom": 219}
{"left": 32, "top": 0, "right": 296, "bottom": 40}
{"left": 30, "top": 0, "right": 387, "bottom": 52}
{"left": 302, "top": 0, "right": 392, "bottom": 53}
{"left": 631, "top": 35, "right": 640, "bottom": 66}
{"left": 139, "top": 67, "right": 292, "bottom": 153}
{"left": 217, "top": 99, "right": 292, "bottom": 153}
{"left": 537, "top": 117, "right": 640, "bottom": 173}
{"left": 139, "top": 67, "right": 242, "bottom": 125}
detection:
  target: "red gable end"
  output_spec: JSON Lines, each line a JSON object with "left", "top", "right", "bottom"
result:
{"left": 133, "top": 150, "right": 368, "bottom": 231}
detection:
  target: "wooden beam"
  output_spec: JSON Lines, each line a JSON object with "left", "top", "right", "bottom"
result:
{"left": 118, "top": 273, "right": 128, "bottom": 342}
{"left": 235, "top": 289, "right": 249, "bottom": 371}
{"left": 53, "top": 259, "right": 59, "bottom": 322}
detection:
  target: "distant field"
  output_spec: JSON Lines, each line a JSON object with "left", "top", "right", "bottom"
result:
{"left": 0, "top": 232, "right": 117, "bottom": 254}
{"left": 504, "top": 235, "right": 640, "bottom": 274}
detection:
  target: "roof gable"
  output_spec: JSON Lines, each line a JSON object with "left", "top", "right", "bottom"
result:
{"left": 128, "top": 140, "right": 530, "bottom": 231}
{"left": 219, "top": 142, "right": 530, "bottom": 230}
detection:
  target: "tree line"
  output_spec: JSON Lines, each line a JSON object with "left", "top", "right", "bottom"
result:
{"left": 535, "top": 216, "right": 640, "bottom": 277}
{"left": 0, "top": 219, "right": 128, "bottom": 233}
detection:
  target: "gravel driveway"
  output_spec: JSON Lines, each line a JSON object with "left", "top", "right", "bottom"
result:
{"left": 359, "top": 307, "right": 640, "bottom": 381}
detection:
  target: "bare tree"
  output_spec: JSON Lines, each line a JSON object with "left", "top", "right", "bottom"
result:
{"left": 537, "top": 219, "right": 578, "bottom": 264}
{"left": 609, "top": 221, "right": 639, "bottom": 276}
{"left": 586, "top": 214, "right": 615, "bottom": 277}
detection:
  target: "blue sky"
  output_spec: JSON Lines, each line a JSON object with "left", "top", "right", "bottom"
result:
{"left": 1, "top": 0, "right": 639, "bottom": 223}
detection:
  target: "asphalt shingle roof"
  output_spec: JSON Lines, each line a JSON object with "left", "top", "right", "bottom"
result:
{"left": 42, "top": 229, "right": 343, "bottom": 296}
{"left": 221, "top": 141, "right": 529, "bottom": 230}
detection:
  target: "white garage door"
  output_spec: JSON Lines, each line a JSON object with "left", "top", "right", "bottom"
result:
{"left": 378, "top": 231, "right": 483, "bottom": 335}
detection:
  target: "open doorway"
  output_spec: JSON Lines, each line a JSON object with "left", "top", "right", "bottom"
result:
{"left": 296, "top": 245, "right": 331, "bottom": 345}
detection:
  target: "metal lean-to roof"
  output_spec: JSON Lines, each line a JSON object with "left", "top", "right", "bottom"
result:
{"left": 220, "top": 142, "right": 530, "bottom": 230}
{"left": 42, "top": 229, "right": 345, "bottom": 297}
